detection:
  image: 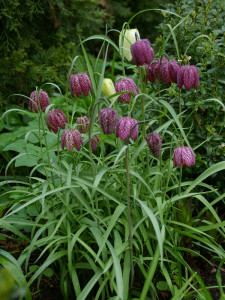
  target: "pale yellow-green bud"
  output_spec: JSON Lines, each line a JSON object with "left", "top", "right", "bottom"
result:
{"left": 101, "top": 78, "right": 116, "bottom": 97}
{"left": 119, "top": 28, "right": 140, "bottom": 61}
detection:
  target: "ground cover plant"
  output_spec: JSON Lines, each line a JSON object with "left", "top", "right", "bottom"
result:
{"left": 0, "top": 5, "right": 225, "bottom": 300}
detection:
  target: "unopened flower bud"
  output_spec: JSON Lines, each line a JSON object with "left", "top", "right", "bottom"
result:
{"left": 146, "top": 132, "right": 162, "bottom": 158}
{"left": 61, "top": 129, "right": 83, "bottom": 152}
{"left": 115, "top": 78, "right": 139, "bottom": 104}
{"left": 70, "top": 72, "right": 92, "bottom": 98}
{"left": 131, "top": 39, "right": 154, "bottom": 66}
{"left": 116, "top": 117, "right": 138, "bottom": 141}
{"left": 173, "top": 146, "right": 195, "bottom": 167}
{"left": 46, "top": 109, "right": 68, "bottom": 134}
{"left": 102, "top": 78, "right": 116, "bottom": 97}
{"left": 29, "top": 89, "right": 50, "bottom": 113}
{"left": 76, "top": 116, "right": 90, "bottom": 133}
{"left": 99, "top": 108, "right": 118, "bottom": 135}
{"left": 119, "top": 28, "right": 140, "bottom": 61}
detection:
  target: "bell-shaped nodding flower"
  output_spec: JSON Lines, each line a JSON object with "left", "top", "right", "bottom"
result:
{"left": 46, "top": 109, "right": 68, "bottom": 134}
{"left": 61, "top": 129, "right": 83, "bottom": 152}
{"left": 29, "top": 89, "right": 50, "bottom": 113}
{"left": 116, "top": 117, "right": 138, "bottom": 141}
{"left": 76, "top": 116, "right": 90, "bottom": 133}
{"left": 161, "top": 59, "right": 180, "bottom": 87}
{"left": 70, "top": 72, "right": 92, "bottom": 98}
{"left": 91, "top": 134, "right": 100, "bottom": 152}
{"left": 173, "top": 146, "right": 195, "bottom": 167}
{"left": 145, "top": 57, "right": 168, "bottom": 83}
{"left": 146, "top": 132, "right": 162, "bottom": 158}
{"left": 131, "top": 39, "right": 154, "bottom": 67}
{"left": 119, "top": 29, "right": 140, "bottom": 61}
{"left": 99, "top": 108, "right": 118, "bottom": 135}
{"left": 102, "top": 78, "right": 116, "bottom": 97}
{"left": 177, "top": 65, "right": 199, "bottom": 90}
{"left": 115, "top": 78, "right": 139, "bottom": 104}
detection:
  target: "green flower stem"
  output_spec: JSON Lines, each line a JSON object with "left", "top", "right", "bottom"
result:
{"left": 139, "top": 67, "right": 146, "bottom": 139}
{"left": 140, "top": 245, "right": 160, "bottom": 300}
{"left": 57, "top": 130, "right": 63, "bottom": 185}
{"left": 40, "top": 113, "right": 56, "bottom": 188}
{"left": 125, "top": 145, "right": 134, "bottom": 287}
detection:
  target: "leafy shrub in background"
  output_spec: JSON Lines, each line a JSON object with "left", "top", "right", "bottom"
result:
{"left": 1, "top": 7, "right": 225, "bottom": 299}
{"left": 153, "top": 0, "right": 225, "bottom": 189}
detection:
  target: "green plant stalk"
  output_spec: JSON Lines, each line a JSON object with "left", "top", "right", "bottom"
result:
{"left": 57, "top": 130, "right": 63, "bottom": 185}
{"left": 139, "top": 67, "right": 146, "bottom": 139}
{"left": 125, "top": 146, "right": 134, "bottom": 287}
{"left": 140, "top": 245, "right": 160, "bottom": 300}
{"left": 40, "top": 114, "right": 56, "bottom": 188}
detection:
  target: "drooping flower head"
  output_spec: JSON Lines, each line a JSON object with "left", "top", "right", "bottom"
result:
{"left": 91, "top": 134, "right": 100, "bottom": 152}
{"left": 76, "top": 116, "right": 90, "bottom": 133}
{"left": 102, "top": 78, "right": 116, "bottom": 97}
{"left": 70, "top": 72, "right": 92, "bottom": 98}
{"left": 146, "top": 132, "right": 162, "bottom": 158}
{"left": 161, "top": 59, "right": 180, "bottom": 86}
{"left": 46, "top": 109, "right": 68, "bottom": 134}
{"left": 173, "top": 146, "right": 195, "bottom": 167}
{"left": 177, "top": 65, "right": 199, "bottom": 90}
{"left": 145, "top": 57, "right": 168, "bottom": 83}
{"left": 119, "top": 28, "right": 140, "bottom": 61}
{"left": 116, "top": 117, "right": 138, "bottom": 141}
{"left": 61, "top": 129, "right": 83, "bottom": 152}
{"left": 99, "top": 108, "right": 118, "bottom": 135}
{"left": 115, "top": 78, "right": 139, "bottom": 104}
{"left": 131, "top": 39, "right": 154, "bottom": 67}
{"left": 29, "top": 89, "right": 50, "bottom": 113}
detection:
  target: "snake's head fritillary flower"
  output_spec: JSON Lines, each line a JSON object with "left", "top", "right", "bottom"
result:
{"left": 131, "top": 39, "right": 154, "bottom": 67}
{"left": 115, "top": 78, "right": 139, "bottom": 104}
{"left": 177, "top": 65, "right": 199, "bottom": 90}
{"left": 76, "top": 116, "right": 90, "bottom": 133}
{"left": 99, "top": 108, "right": 118, "bottom": 135}
{"left": 145, "top": 57, "right": 168, "bottom": 83}
{"left": 146, "top": 132, "right": 162, "bottom": 158}
{"left": 116, "top": 117, "right": 138, "bottom": 141}
{"left": 119, "top": 28, "right": 140, "bottom": 61}
{"left": 70, "top": 72, "right": 92, "bottom": 98}
{"left": 102, "top": 78, "right": 116, "bottom": 97}
{"left": 91, "top": 134, "right": 100, "bottom": 152}
{"left": 161, "top": 59, "right": 180, "bottom": 87}
{"left": 61, "top": 129, "right": 83, "bottom": 152}
{"left": 173, "top": 146, "right": 195, "bottom": 167}
{"left": 29, "top": 89, "right": 50, "bottom": 113}
{"left": 46, "top": 109, "right": 68, "bottom": 134}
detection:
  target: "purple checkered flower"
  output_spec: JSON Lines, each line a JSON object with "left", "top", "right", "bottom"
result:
{"left": 173, "top": 146, "right": 195, "bottom": 167}
{"left": 146, "top": 132, "right": 162, "bottom": 158}
{"left": 161, "top": 59, "right": 180, "bottom": 87}
{"left": 145, "top": 57, "right": 168, "bottom": 83}
{"left": 61, "top": 129, "right": 83, "bottom": 152}
{"left": 91, "top": 134, "right": 100, "bottom": 152}
{"left": 29, "top": 89, "right": 50, "bottom": 113}
{"left": 116, "top": 117, "right": 138, "bottom": 141}
{"left": 115, "top": 78, "right": 139, "bottom": 104}
{"left": 76, "top": 116, "right": 90, "bottom": 133}
{"left": 177, "top": 65, "right": 199, "bottom": 90}
{"left": 46, "top": 109, "right": 68, "bottom": 134}
{"left": 99, "top": 108, "right": 118, "bottom": 135}
{"left": 131, "top": 39, "right": 154, "bottom": 67}
{"left": 70, "top": 72, "right": 92, "bottom": 98}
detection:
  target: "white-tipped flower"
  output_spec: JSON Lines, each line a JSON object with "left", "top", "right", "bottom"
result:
{"left": 119, "top": 28, "right": 140, "bottom": 61}
{"left": 102, "top": 78, "right": 116, "bottom": 97}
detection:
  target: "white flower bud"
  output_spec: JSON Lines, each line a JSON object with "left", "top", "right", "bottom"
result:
{"left": 101, "top": 78, "right": 116, "bottom": 97}
{"left": 119, "top": 28, "right": 140, "bottom": 61}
